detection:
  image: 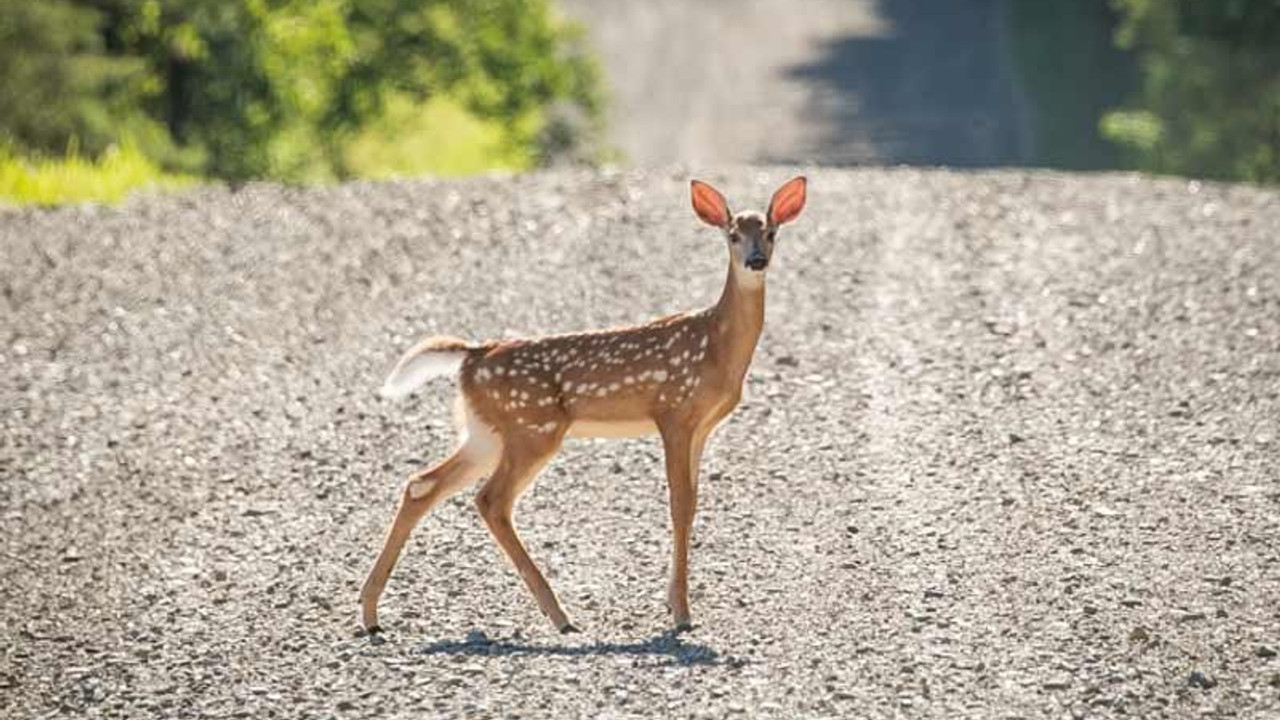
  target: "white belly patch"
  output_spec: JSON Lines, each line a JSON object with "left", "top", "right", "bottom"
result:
{"left": 566, "top": 419, "right": 660, "bottom": 439}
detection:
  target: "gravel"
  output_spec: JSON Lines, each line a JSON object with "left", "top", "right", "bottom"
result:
{"left": 2, "top": 167, "right": 1279, "bottom": 718}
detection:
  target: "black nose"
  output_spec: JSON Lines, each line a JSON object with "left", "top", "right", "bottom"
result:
{"left": 746, "top": 256, "right": 768, "bottom": 271}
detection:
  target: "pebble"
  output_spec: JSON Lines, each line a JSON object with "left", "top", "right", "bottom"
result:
{"left": 1188, "top": 671, "right": 1217, "bottom": 690}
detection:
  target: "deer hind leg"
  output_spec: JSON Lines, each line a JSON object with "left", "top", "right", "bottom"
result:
{"left": 360, "top": 420, "right": 500, "bottom": 632}
{"left": 474, "top": 432, "right": 576, "bottom": 632}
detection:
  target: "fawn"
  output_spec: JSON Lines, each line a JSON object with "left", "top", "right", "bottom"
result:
{"left": 361, "top": 176, "right": 808, "bottom": 633}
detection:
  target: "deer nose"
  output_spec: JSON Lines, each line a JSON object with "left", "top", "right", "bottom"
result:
{"left": 745, "top": 255, "right": 768, "bottom": 271}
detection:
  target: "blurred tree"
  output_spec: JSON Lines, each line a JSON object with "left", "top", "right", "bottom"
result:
{"left": 326, "top": 0, "right": 602, "bottom": 172}
{"left": 0, "top": 1, "right": 155, "bottom": 157}
{"left": 1104, "top": 0, "right": 1280, "bottom": 182}
{"left": 0, "top": 0, "right": 601, "bottom": 182}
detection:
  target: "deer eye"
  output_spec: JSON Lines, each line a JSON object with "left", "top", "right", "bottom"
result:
{"left": 766, "top": 231, "right": 776, "bottom": 241}
{"left": 729, "top": 233, "right": 741, "bottom": 243}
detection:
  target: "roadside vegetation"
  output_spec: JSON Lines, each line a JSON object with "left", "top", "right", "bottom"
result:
{"left": 1011, "top": 0, "right": 1280, "bottom": 184}
{"left": 0, "top": 0, "right": 603, "bottom": 206}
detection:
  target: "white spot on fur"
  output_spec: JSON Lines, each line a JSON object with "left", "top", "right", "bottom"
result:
{"left": 653, "top": 369, "right": 668, "bottom": 382}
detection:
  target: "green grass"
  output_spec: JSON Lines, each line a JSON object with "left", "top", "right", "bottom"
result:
{"left": 0, "top": 143, "right": 192, "bottom": 207}
{"left": 343, "top": 95, "right": 535, "bottom": 179}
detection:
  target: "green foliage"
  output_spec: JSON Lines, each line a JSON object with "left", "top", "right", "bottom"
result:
{"left": 0, "top": 1, "right": 161, "bottom": 158}
{"left": 0, "top": 0, "right": 603, "bottom": 191}
{"left": 1104, "top": 0, "right": 1280, "bottom": 183}
{"left": 326, "top": 0, "right": 603, "bottom": 171}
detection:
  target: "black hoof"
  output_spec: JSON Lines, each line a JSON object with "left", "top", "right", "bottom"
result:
{"left": 360, "top": 625, "right": 383, "bottom": 637}
{"left": 560, "top": 623, "right": 582, "bottom": 634}
{"left": 673, "top": 621, "right": 694, "bottom": 634}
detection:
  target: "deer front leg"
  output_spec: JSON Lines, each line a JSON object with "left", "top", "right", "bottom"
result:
{"left": 659, "top": 423, "right": 709, "bottom": 630}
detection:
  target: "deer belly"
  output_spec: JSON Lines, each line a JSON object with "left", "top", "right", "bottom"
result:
{"left": 566, "top": 418, "right": 660, "bottom": 438}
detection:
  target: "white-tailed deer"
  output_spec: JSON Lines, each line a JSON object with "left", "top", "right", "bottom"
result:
{"left": 361, "top": 176, "right": 807, "bottom": 633}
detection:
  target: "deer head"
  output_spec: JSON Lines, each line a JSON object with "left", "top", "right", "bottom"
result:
{"left": 690, "top": 176, "right": 807, "bottom": 275}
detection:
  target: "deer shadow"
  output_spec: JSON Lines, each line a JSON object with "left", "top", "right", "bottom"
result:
{"left": 411, "top": 628, "right": 735, "bottom": 668}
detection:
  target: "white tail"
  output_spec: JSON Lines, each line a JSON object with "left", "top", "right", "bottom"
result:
{"left": 361, "top": 177, "right": 808, "bottom": 635}
{"left": 379, "top": 336, "right": 473, "bottom": 399}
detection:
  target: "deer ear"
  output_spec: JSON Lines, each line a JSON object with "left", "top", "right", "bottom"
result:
{"left": 691, "top": 180, "right": 730, "bottom": 228}
{"left": 767, "top": 176, "right": 807, "bottom": 226}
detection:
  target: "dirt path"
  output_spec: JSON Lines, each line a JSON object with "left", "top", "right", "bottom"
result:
{"left": 559, "top": 0, "right": 1033, "bottom": 168}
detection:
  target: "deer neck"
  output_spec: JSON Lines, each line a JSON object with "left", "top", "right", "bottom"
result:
{"left": 710, "top": 262, "right": 766, "bottom": 381}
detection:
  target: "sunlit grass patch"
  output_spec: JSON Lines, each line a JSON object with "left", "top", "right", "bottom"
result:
{"left": 0, "top": 143, "right": 193, "bottom": 207}
{"left": 344, "top": 95, "right": 535, "bottom": 179}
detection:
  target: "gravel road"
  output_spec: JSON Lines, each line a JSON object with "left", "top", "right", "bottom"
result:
{"left": 3, "top": 168, "right": 1279, "bottom": 718}
{"left": 558, "top": 0, "right": 1032, "bottom": 167}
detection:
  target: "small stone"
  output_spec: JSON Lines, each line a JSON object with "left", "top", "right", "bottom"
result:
{"left": 1042, "top": 677, "right": 1072, "bottom": 691}
{"left": 1128, "top": 627, "right": 1150, "bottom": 643}
{"left": 1255, "top": 646, "right": 1276, "bottom": 659}
{"left": 1187, "top": 670, "right": 1216, "bottom": 689}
